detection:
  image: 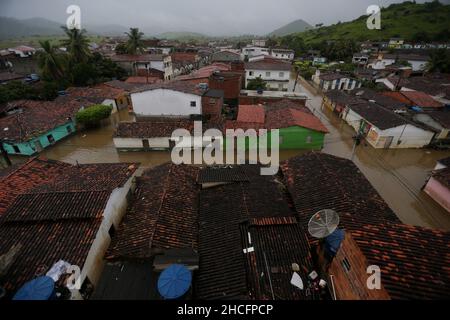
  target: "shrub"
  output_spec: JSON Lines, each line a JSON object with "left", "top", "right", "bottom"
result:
{"left": 76, "top": 104, "right": 113, "bottom": 127}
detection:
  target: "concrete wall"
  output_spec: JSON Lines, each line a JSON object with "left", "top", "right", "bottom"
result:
{"left": 76, "top": 175, "right": 136, "bottom": 299}
{"left": 131, "top": 89, "right": 202, "bottom": 117}
{"left": 114, "top": 137, "right": 171, "bottom": 150}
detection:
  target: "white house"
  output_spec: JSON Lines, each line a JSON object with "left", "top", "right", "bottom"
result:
{"left": 129, "top": 81, "right": 223, "bottom": 119}
{"left": 270, "top": 48, "right": 295, "bottom": 61}
{"left": 242, "top": 46, "right": 270, "bottom": 58}
{"left": 252, "top": 39, "right": 267, "bottom": 47}
{"left": 111, "top": 54, "right": 173, "bottom": 80}
{"left": 312, "top": 70, "right": 362, "bottom": 92}
{"left": 342, "top": 102, "right": 434, "bottom": 148}
{"left": 368, "top": 53, "right": 429, "bottom": 71}
{"left": 245, "top": 58, "right": 292, "bottom": 91}
{"left": 8, "top": 45, "right": 36, "bottom": 58}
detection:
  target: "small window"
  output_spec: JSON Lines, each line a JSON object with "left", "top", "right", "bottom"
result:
{"left": 190, "top": 101, "right": 197, "bottom": 107}
{"left": 249, "top": 71, "right": 254, "bottom": 76}
{"left": 13, "top": 145, "right": 20, "bottom": 153}
{"left": 265, "top": 71, "right": 271, "bottom": 77}
{"left": 342, "top": 258, "right": 351, "bottom": 273}
{"left": 209, "top": 98, "right": 216, "bottom": 105}
{"left": 306, "top": 136, "right": 312, "bottom": 144}
{"left": 67, "top": 126, "right": 73, "bottom": 134}
{"left": 279, "top": 72, "right": 284, "bottom": 77}
{"left": 47, "top": 134, "right": 55, "bottom": 144}
{"left": 108, "top": 224, "right": 116, "bottom": 237}
{"left": 278, "top": 83, "right": 284, "bottom": 90}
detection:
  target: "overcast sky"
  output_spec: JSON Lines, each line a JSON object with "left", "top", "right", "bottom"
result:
{"left": 1, "top": 0, "right": 446, "bottom": 36}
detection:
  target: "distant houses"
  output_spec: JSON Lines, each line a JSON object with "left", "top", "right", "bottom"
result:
{"left": 110, "top": 54, "right": 174, "bottom": 80}
{"left": 312, "top": 70, "right": 362, "bottom": 92}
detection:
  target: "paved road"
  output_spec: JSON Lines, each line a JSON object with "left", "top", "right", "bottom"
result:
{"left": 294, "top": 77, "right": 450, "bottom": 230}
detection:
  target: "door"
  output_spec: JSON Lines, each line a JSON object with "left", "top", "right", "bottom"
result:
{"left": 384, "top": 136, "right": 394, "bottom": 149}
{"left": 142, "top": 139, "right": 150, "bottom": 149}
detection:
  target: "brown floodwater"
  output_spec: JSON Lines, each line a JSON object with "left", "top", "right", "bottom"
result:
{"left": 297, "top": 79, "right": 450, "bottom": 230}
{"left": 7, "top": 79, "right": 450, "bottom": 230}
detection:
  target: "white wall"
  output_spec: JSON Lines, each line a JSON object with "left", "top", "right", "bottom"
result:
{"left": 74, "top": 175, "right": 136, "bottom": 299}
{"left": 113, "top": 137, "right": 143, "bottom": 149}
{"left": 131, "top": 89, "right": 202, "bottom": 117}
{"left": 245, "top": 68, "right": 291, "bottom": 90}
{"left": 343, "top": 108, "right": 434, "bottom": 148}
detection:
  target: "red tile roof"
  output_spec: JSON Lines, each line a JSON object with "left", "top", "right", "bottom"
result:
{"left": 401, "top": 90, "right": 443, "bottom": 108}
{"left": 125, "top": 76, "right": 162, "bottom": 84}
{"left": 245, "top": 59, "right": 292, "bottom": 71}
{"left": 110, "top": 54, "right": 166, "bottom": 62}
{"left": 236, "top": 105, "right": 265, "bottom": 123}
{"left": 0, "top": 99, "right": 87, "bottom": 142}
{"left": 266, "top": 108, "right": 329, "bottom": 133}
{"left": 115, "top": 120, "right": 194, "bottom": 138}
{"left": 176, "top": 63, "right": 230, "bottom": 81}
{"left": 107, "top": 163, "right": 200, "bottom": 260}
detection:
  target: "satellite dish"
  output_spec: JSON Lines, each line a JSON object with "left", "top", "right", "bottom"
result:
{"left": 308, "top": 209, "right": 340, "bottom": 239}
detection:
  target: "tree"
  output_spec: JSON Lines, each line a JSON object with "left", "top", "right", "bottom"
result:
{"left": 427, "top": 49, "right": 450, "bottom": 73}
{"left": 37, "top": 40, "right": 65, "bottom": 81}
{"left": 61, "top": 26, "right": 91, "bottom": 64}
{"left": 76, "top": 104, "right": 113, "bottom": 127}
{"left": 246, "top": 76, "right": 267, "bottom": 90}
{"left": 125, "top": 28, "right": 145, "bottom": 54}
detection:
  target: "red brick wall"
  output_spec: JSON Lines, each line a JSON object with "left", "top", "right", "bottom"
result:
{"left": 202, "top": 96, "right": 223, "bottom": 121}
{"left": 209, "top": 72, "right": 242, "bottom": 100}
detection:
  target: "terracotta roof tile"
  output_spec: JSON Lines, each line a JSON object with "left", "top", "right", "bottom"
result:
{"left": 237, "top": 105, "right": 265, "bottom": 124}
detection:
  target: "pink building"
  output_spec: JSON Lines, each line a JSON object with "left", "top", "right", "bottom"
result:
{"left": 423, "top": 157, "right": 450, "bottom": 213}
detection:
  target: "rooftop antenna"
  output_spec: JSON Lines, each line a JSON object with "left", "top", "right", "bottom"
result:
{"left": 308, "top": 209, "right": 340, "bottom": 239}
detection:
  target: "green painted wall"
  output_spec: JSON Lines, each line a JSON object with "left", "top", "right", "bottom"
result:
{"left": 4, "top": 121, "right": 76, "bottom": 156}
{"left": 224, "top": 126, "right": 325, "bottom": 150}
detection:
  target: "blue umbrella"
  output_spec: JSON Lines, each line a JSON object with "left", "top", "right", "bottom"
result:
{"left": 157, "top": 264, "right": 192, "bottom": 299}
{"left": 13, "top": 276, "right": 55, "bottom": 300}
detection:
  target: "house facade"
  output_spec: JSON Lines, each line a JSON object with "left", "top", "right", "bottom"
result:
{"left": 111, "top": 54, "right": 173, "bottom": 80}
{"left": 245, "top": 58, "right": 292, "bottom": 91}
{"left": 270, "top": 48, "right": 295, "bottom": 61}
{"left": 342, "top": 102, "right": 434, "bottom": 148}
{"left": 313, "top": 70, "right": 362, "bottom": 92}
{"left": 423, "top": 157, "right": 450, "bottom": 213}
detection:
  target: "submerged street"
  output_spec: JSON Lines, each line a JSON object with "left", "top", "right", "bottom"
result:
{"left": 7, "top": 79, "right": 450, "bottom": 231}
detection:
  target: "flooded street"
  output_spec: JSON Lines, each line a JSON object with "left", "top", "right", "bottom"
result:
{"left": 7, "top": 79, "right": 450, "bottom": 230}
{"left": 296, "top": 78, "right": 450, "bottom": 230}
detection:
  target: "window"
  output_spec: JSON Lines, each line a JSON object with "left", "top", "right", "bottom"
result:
{"left": 249, "top": 71, "right": 254, "bottom": 76}
{"left": 190, "top": 101, "right": 197, "bottom": 107}
{"left": 265, "top": 71, "right": 271, "bottom": 77}
{"left": 47, "top": 134, "right": 55, "bottom": 144}
{"left": 278, "top": 83, "right": 284, "bottom": 90}
{"left": 306, "top": 136, "right": 312, "bottom": 144}
{"left": 279, "top": 72, "right": 284, "bottom": 77}
{"left": 209, "top": 98, "right": 216, "bottom": 105}
{"left": 13, "top": 145, "right": 20, "bottom": 153}
{"left": 67, "top": 126, "right": 73, "bottom": 134}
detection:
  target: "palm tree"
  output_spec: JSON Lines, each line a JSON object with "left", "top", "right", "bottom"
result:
{"left": 61, "top": 26, "right": 91, "bottom": 64}
{"left": 125, "top": 28, "right": 144, "bottom": 55}
{"left": 37, "top": 40, "right": 65, "bottom": 80}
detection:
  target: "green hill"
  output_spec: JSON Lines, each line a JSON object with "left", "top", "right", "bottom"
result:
{"left": 288, "top": 1, "right": 450, "bottom": 45}
{"left": 269, "top": 19, "right": 313, "bottom": 37}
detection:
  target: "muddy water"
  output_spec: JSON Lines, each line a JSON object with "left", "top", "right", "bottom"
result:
{"left": 8, "top": 81, "right": 450, "bottom": 230}
{"left": 297, "top": 79, "right": 450, "bottom": 230}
